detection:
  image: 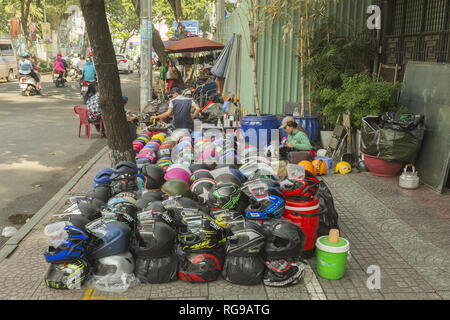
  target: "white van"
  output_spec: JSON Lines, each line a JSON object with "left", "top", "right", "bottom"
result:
{"left": 0, "top": 39, "right": 18, "bottom": 81}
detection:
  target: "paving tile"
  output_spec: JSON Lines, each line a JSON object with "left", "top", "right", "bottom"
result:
{"left": 208, "top": 278, "right": 267, "bottom": 300}
{"left": 436, "top": 291, "right": 450, "bottom": 300}
{"left": 150, "top": 280, "right": 208, "bottom": 299}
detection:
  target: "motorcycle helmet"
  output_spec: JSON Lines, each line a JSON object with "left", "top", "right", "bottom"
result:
{"left": 264, "top": 220, "right": 306, "bottom": 259}
{"left": 136, "top": 149, "right": 157, "bottom": 163}
{"left": 336, "top": 161, "right": 352, "bottom": 175}
{"left": 111, "top": 161, "right": 138, "bottom": 178}
{"left": 78, "top": 201, "right": 102, "bottom": 221}
{"left": 357, "top": 158, "right": 369, "bottom": 172}
{"left": 135, "top": 221, "right": 176, "bottom": 257}
{"left": 217, "top": 150, "right": 237, "bottom": 166}
{"left": 167, "top": 164, "right": 191, "bottom": 175}
{"left": 110, "top": 174, "right": 138, "bottom": 196}
{"left": 178, "top": 248, "right": 224, "bottom": 282}
{"left": 179, "top": 136, "right": 192, "bottom": 144}
{"left": 190, "top": 163, "right": 215, "bottom": 172}
{"left": 44, "top": 258, "right": 90, "bottom": 290}
{"left": 135, "top": 191, "right": 165, "bottom": 210}
{"left": 263, "top": 259, "right": 306, "bottom": 287}
{"left": 164, "top": 168, "right": 191, "bottom": 185}
{"left": 87, "top": 220, "right": 131, "bottom": 260}
{"left": 136, "top": 158, "right": 150, "bottom": 170}
{"left": 91, "top": 251, "right": 136, "bottom": 292}
{"left": 229, "top": 168, "right": 247, "bottom": 183}
{"left": 160, "top": 142, "right": 175, "bottom": 149}
{"left": 141, "top": 164, "right": 166, "bottom": 190}
{"left": 241, "top": 183, "right": 286, "bottom": 219}
{"left": 92, "top": 168, "right": 114, "bottom": 188}
{"left": 44, "top": 225, "right": 89, "bottom": 263}
{"left": 88, "top": 185, "right": 111, "bottom": 203}
{"left": 297, "top": 160, "right": 315, "bottom": 175}
{"left": 152, "top": 134, "right": 165, "bottom": 144}
{"left": 133, "top": 141, "right": 144, "bottom": 152}
{"left": 216, "top": 173, "right": 242, "bottom": 187}
{"left": 144, "top": 201, "right": 166, "bottom": 213}
{"left": 312, "top": 159, "right": 327, "bottom": 176}
{"left": 190, "top": 178, "right": 216, "bottom": 205}
{"left": 145, "top": 142, "right": 160, "bottom": 152}
{"left": 226, "top": 221, "right": 266, "bottom": 256}
{"left": 161, "top": 179, "right": 191, "bottom": 198}
{"left": 157, "top": 147, "right": 173, "bottom": 159}
{"left": 157, "top": 158, "right": 173, "bottom": 171}
{"left": 190, "top": 169, "right": 214, "bottom": 184}
{"left": 178, "top": 219, "right": 225, "bottom": 252}
{"left": 207, "top": 183, "right": 241, "bottom": 211}
{"left": 280, "top": 172, "right": 319, "bottom": 201}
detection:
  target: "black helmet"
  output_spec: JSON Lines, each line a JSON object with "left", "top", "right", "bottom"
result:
{"left": 135, "top": 191, "right": 164, "bottom": 210}
{"left": 178, "top": 218, "right": 225, "bottom": 252}
{"left": 141, "top": 164, "right": 166, "bottom": 190}
{"left": 207, "top": 183, "right": 241, "bottom": 211}
{"left": 68, "top": 215, "right": 91, "bottom": 233}
{"left": 143, "top": 200, "right": 166, "bottom": 213}
{"left": 263, "top": 259, "right": 306, "bottom": 287}
{"left": 110, "top": 161, "right": 138, "bottom": 179}
{"left": 190, "top": 178, "right": 216, "bottom": 205}
{"left": 226, "top": 220, "right": 266, "bottom": 256}
{"left": 216, "top": 173, "right": 242, "bottom": 187}
{"left": 110, "top": 174, "right": 138, "bottom": 196}
{"left": 135, "top": 253, "right": 178, "bottom": 284}
{"left": 177, "top": 245, "right": 224, "bottom": 282}
{"left": 78, "top": 201, "right": 102, "bottom": 221}
{"left": 105, "top": 202, "right": 139, "bottom": 232}
{"left": 88, "top": 185, "right": 111, "bottom": 203}
{"left": 264, "top": 220, "right": 306, "bottom": 259}
{"left": 135, "top": 221, "right": 176, "bottom": 258}
{"left": 44, "top": 258, "right": 90, "bottom": 290}
{"left": 87, "top": 220, "right": 132, "bottom": 260}
{"left": 190, "top": 169, "right": 214, "bottom": 184}
{"left": 190, "top": 163, "right": 214, "bottom": 173}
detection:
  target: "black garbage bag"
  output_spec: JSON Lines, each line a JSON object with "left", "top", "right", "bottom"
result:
{"left": 317, "top": 181, "right": 339, "bottom": 237}
{"left": 361, "top": 113, "right": 425, "bottom": 163}
{"left": 222, "top": 255, "right": 265, "bottom": 285}
{"left": 135, "top": 254, "right": 178, "bottom": 284}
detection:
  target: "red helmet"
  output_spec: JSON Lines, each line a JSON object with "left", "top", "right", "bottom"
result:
{"left": 280, "top": 172, "right": 319, "bottom": 201}
{"left": 57, "top": 52, "right": 62, "bottom": 56}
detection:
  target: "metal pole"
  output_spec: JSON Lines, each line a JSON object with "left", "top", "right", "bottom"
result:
{"left": 148, "top": 0, "right": 152, "bottom": 106}
{"left": 44, "top": 0, "right": 49, "bottom": 68}
{"left": 140, "top": 0, "right": 149, "bottom": 113}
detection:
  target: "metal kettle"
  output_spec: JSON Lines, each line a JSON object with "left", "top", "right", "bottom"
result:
{"left": 399, "top": 164, "right": 420, "bottom": 190}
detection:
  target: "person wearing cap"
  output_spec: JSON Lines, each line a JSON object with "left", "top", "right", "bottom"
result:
{"left": 279, "top": 116, "right": 313, "bottom": 161}
{"left": 150, "top": 87, "right": 200, "bottom": 130}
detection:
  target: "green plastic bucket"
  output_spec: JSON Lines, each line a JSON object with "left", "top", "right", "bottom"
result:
{"left": 315, "top": 236, "right": 350, "bottom": 280}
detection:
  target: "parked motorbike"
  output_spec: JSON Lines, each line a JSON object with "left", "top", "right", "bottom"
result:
{"left": 18, "top": 75, "right": 41, "bottom": 96}
{"left": 53, "top": 72, "right": 66, "bottom": 87}
{"left": 80, "top": 80, "right": 97, "bottom": 103}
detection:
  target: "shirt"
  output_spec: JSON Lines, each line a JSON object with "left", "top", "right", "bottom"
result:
{"left": 19, "top": 59, "right": 33, "bottom": 74}
{"left": 86, "top": 93, "right": 101, "bottom": 122}
{"left": 169, "top": 96, "right": 194, "bottom": 129}
{"left": 287, "top": 129, "right": 312, "bottom": 151}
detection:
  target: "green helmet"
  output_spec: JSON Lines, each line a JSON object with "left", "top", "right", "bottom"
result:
{"left": 161, "top": 179, "right": 191, "bottom": 197}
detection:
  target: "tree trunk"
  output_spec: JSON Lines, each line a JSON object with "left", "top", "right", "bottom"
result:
{"left": 79, "top": 0, "right": 135, "bottom": 166}
{"left": 20, "top": 0, "right": 34, "bottom": 54}
{"left": 248, "top": 20, "right": 261, "bottom": 117}
{"left": 168, "top": 0, "right": 185, "bottom": 39}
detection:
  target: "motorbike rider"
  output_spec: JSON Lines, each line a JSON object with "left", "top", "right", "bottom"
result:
{"left": 19, "top": 52, "right": 41, "bottom": 90}
{"left": 71, "top": 53, "right": 80, "bottom": 68}
{"left": 82, "top": 57, "right": 97, "bottom": 92}
{"left": 52, "top": 53, "right": 66, "bottom": 79}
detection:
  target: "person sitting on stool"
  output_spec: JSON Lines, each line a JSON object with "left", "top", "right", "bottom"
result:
{"left": 279, "top": 116, "right": 313, "bottom": 162}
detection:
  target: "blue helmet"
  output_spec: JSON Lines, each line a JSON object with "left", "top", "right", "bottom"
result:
{"left": 44, "top": 226, "right": 89, "bottom": 263}
{"left": 122, "top": 95, "right": 128, "bottom": 104}
{"left": 92, "top": 168, "right": 114, "bottom": 188}
{"left": 242, "top": 186, "right": 285, "bottom": 219}
{"left": 87, "top": 220, "right": 131, "bottom": 260}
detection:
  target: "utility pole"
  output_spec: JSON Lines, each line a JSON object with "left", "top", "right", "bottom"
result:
{"left": 140, "top": 0, "right": 149, "bottom": 113}
{"left": 44, "top": 0, "right": 49, "bottom": 68}
{"left": 148, "top": 0, "right": 152, "bottom": 107}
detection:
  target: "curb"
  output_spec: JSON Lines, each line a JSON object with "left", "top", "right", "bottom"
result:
{"left": 0, "top": 146, "right": 109, "bottom": 263}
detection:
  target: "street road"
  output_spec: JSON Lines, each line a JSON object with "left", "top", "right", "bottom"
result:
{"left": 0, "top": 71, "right": 140, "bottom": 247}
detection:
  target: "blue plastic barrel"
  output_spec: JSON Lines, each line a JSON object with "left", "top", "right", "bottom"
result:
{"left": 280, "top": 114, "right": 320, "bottom": 142}
{"left": 241, "top": 114, "right": 279, "bottom": 148}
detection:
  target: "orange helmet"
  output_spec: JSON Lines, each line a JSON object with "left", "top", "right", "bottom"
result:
{"left": 312, "top": 159, "right": 327, "bottom": 176}
{"left": 297, "top": 160, "right": 314, "bottom": 175}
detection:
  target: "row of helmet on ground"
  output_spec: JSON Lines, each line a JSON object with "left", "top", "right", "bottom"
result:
{"left": 42, "top": 132, "right": 324, "bottom": 292}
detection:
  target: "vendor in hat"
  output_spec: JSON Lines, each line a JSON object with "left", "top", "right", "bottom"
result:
{"left": 279, "top": 116, "right": 314, "bottom": 161}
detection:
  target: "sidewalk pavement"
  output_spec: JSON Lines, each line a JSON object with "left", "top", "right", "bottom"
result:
{"left": 0, "top": 148, "right": 448, "bottom": 300}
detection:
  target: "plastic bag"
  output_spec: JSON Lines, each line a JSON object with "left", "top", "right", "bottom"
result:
{"left": 317, "top": 181, "right": 339, "bottom": 237}
{"left": 135, "top": 254, "right": 178, "bottom": 284}
{"left": 222, "top": 255, "right": 265, "bottom": 285}
{"left": 287, "top": 164, "right": 306, "bottom": 180}
{"left": 91, "top": 272, "right": 139, "bottom": 294}
{"left": 2, "top": 226, "right": 18, "bottom": 238}
{"left": 44, "top": 222, "right": 70, "bottom": 247}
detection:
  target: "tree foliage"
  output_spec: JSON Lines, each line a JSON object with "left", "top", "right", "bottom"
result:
{"left": 105, "top": 0, "right": 139, "bottom": 53}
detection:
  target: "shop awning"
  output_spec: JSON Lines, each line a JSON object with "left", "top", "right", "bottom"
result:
{"left": 166, "top": 36, "right": 225, "bottom": 53}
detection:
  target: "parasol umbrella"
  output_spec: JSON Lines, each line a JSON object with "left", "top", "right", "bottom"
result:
{"left": 167, "top": 36, "right": 225, "bottom": 85}
{"left": 166, "top": 36, "right": 225, "bottom": 53}
{"left": 223, "top": 34, "right": 241, "bottom": 109}
{"left": 211, "top": 34, "right": 234, "bottom": 78}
